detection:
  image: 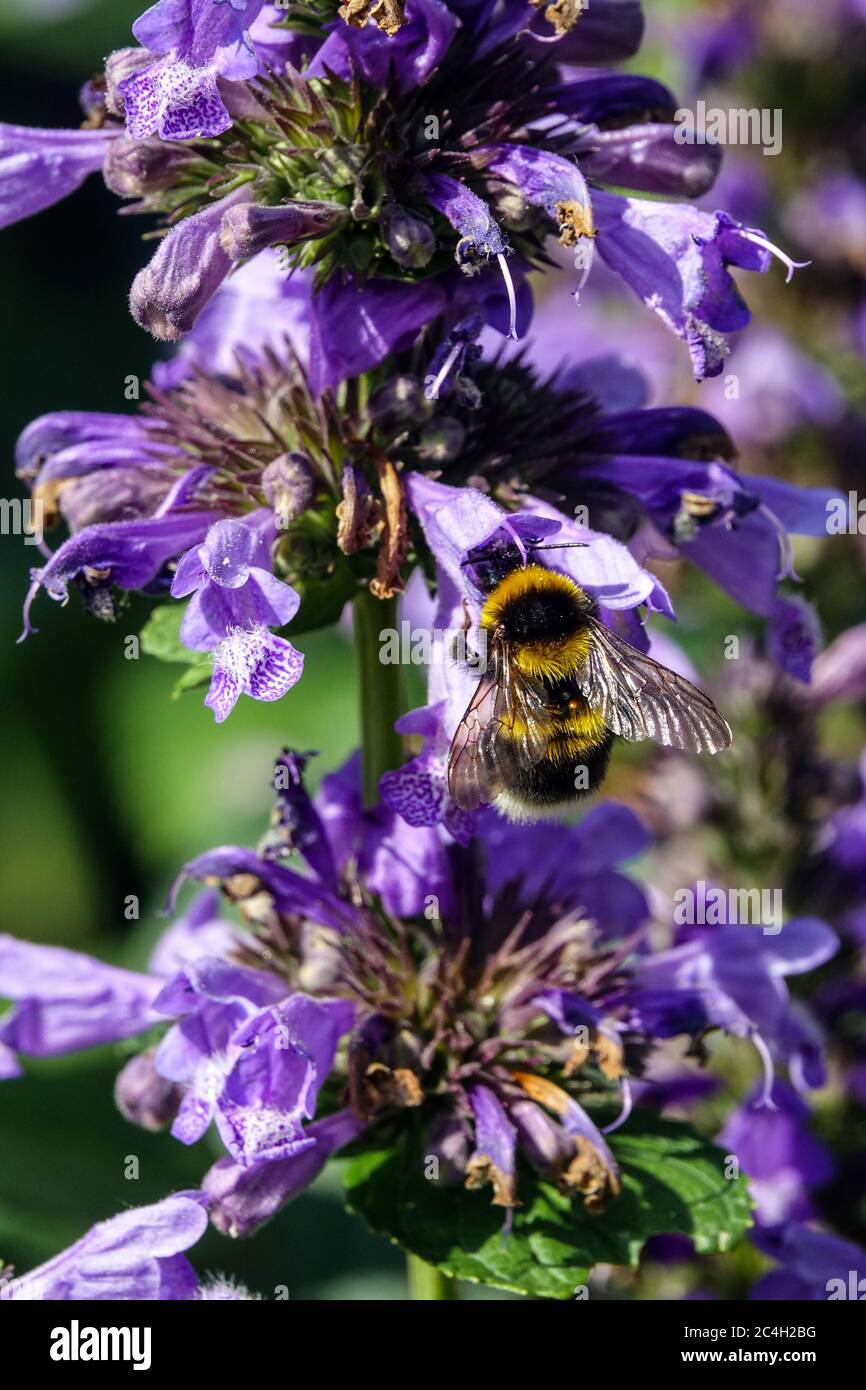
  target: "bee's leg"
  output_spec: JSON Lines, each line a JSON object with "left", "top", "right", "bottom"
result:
{"left": 450, "top": 601, "right": 486, "bottom": 672}
{"left": 450, "top": 629, "right": 480, "bottom": 668}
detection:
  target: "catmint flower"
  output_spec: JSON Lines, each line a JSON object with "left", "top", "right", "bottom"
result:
{"left": 170, "top": 515, "right": 304, "bottom": 721}
{"left": 718, "top": 1080, "right": 835, "bottom": 1226}
{"left": 750, "top": 1223, "right": 866, "bottom": 1301}
{"left": 618, "top": 916, "right": 838, "bottom": 1104}
{"left": 1, "top": 1195, "right": 209, "bottom": 1301}
{"left": 0, "top": 750, "right": 838, "bottom": 1254}
{"left": 0, "top": 1, "right": 795, "bottom": 374}
{"left": 0, "top": 123, "right": 120, "bottom": 229}
{"left": 122, "top": 0, "right": 273, "bottom": 140}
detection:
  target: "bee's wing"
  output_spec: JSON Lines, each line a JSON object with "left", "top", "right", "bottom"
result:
{"left": 447, "top": 643, "right": 552, "bottom": 811}
{"left": 579, "top": 619, "right": 732, "bottom": 754}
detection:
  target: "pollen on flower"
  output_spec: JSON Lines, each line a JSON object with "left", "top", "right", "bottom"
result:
{"left": 555, "top": 200, "right": 596, "bottom": 247}
{"left": 213, "top": 625, "right": 270, "bottom": 687}
{"left": 223, "top": 1103, "right": 307, "bottom": 1162}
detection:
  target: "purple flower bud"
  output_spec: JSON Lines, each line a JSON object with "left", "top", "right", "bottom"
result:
{"left": 103, "top": 134, "right": 191, "bottom": 199}
{"left": 114, "top": 1050, "right": 184, "bottom": 1132}
{"left": 368, "top": 375, "right": 428, "bottom": 427}
{"left": 386, "top": 205, "right": 436, "bottom": 269}
{"left": 219, "top": 200, "right": 347, "bottom": 261}
{"left": 261, "top": 454, "right": 316, "bottom": 527}
{"left": 130, "top": 187, "right": 253, "bottom": 340}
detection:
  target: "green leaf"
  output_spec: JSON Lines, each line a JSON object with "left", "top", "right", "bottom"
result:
{"left": 343, "top": 1114, "right": 753, "bottom": 1300}
{"left": 140, "top": 605, "right": 211, "bottom": 697}
{"left": 140, "top": 604, "right": 195, "bottom": 664}
{"left": 171, "top": 663, "right": 212, "bottom": 698}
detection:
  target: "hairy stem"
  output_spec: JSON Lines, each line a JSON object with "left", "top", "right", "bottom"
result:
{"left": 354, "top": 588, "right": 405, "bottom": 806}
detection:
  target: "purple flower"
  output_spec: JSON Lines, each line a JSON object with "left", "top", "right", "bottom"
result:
{"left": 593, "top": 197, "right": 809, "bottom": 379}
{"left": 123, "top": 0, "right": 271, "bottom": 140}
{"left": 216, "top": 994, "right": 355, "bottom": 1163}
{"left": 1, "top": 1195, "right": 210, "bottom": 1301}
{"left": 21, "top": 507, "right": 221, "bottom": 640}
{"left": 170, "top": 514, "right": 304, "bottom": 721}
{"left": 750, "top": 1223, "right": 866, "bottom": 1301}
{"left": 168, "top": 843, "right": 361, "bottom": 933}
{"left": 0, "top": 936, "right": 162, "bottom": 1065}
{"left": 467, "top": 1085, "right": 518, "bottom": 1207}
{"left": 204, "top": 1109, "right": 363, "bottom": 1237}
{"left": 308, "top": 0, "right": 456, "bottom": 88}
{"left": 0, "top": 124, "right": 120, "bottom": 229}
{"left": 130, "top": 185, "right": 253, "bottom": 341}
{"left": 718, "top": 1081, "right": 835, "bottom": 1226}
{"left": 623, "top": 917, "right": 838, "bottom": 1100}
{"left": 150, "top": 957, "right": 285, "bottom": 1144}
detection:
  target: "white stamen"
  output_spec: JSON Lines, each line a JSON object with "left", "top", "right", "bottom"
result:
{"left": 751, "top": 1031, "right": 778, "bottom": 1110}
{"left": 740, "top": 230, "right": 811, "bottom": 284}
{"left": 601, "top": 1076, "right": 633, "bottom": 1134}
{"left": 758, "top": 502, "right": 800, "bottom": 582}
{"left": 496, "top": 252, "right": 519, "bottom": 341}
{"left": 425, "top": 340, "right": 463, "bottom": 401}
{"left": 213, "top": 625, "right": 267, "bottom": 685}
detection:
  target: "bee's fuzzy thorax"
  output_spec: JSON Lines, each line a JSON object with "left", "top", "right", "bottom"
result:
{"left": 480, "top": 564, "right": 587, "bottom": 630}
{"left": 481, "top": 564, "right": 593, "bottom": 681}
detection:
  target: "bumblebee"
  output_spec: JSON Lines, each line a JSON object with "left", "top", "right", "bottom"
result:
{"left": 448, "top": 559, "right": 732, "bottom": 822}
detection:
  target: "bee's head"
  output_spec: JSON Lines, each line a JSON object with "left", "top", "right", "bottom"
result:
{"left": 462, "top": 522, "right": 589, "bottom": 598}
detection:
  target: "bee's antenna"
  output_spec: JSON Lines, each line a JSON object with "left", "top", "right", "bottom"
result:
{"left": 527, "top": 541, "right": 590, "bottom": 552}
{"left": 459, "top": 539, "right": 589, "bottom": 567}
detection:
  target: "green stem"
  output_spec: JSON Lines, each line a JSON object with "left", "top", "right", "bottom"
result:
{"left": 353, "top": 588, "right": 459, "bottom": 1302}
{"left": 407, "top": 1253, "right": 459, "bottom": 1302}
{"left": 354, "top": 588, "right": 406, "bottom": 806}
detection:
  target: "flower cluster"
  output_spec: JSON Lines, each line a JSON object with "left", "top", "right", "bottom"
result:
{"left": 4, "top": 0, "right": 865, "bottom": 1305}
{"left": 0, "top": 749, "right": 840, "bottom": 1293}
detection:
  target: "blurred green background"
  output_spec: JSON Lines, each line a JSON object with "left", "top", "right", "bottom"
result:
{"left": 1, "top": 0, "right": 865, "bottom": 1300}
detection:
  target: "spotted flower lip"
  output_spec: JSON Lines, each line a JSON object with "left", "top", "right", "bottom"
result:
{"left": 123, "top": 0, "right": 271, "bottom": 140}
{"left": 203, "top": 1109, "right": 363, "bottom": 1238}
{"left": 170, "top": 508, "right": 311, "bottom": 721}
